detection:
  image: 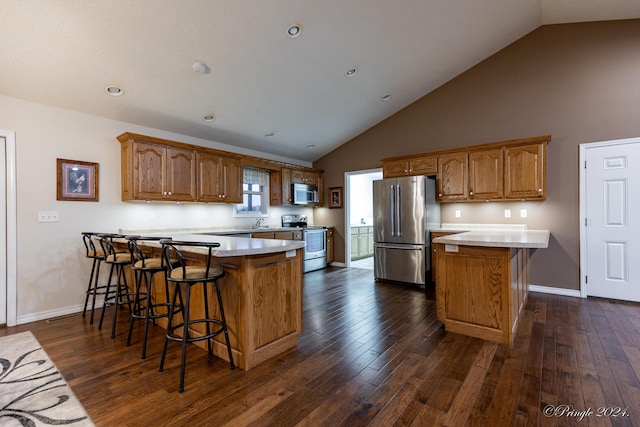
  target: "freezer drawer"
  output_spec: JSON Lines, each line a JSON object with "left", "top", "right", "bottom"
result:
{"left": 374, "top": 243, "right": 426, "bottom": 285}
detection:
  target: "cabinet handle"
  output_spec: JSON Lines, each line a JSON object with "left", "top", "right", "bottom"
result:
{"left": 469, "top": 191, "right": 474, "bottom": 195}
{"left": 438, "top": 193, "right": 442, "bottom": 197}
{"left": 538, "top": 188, "right": 543, "bottom": 192}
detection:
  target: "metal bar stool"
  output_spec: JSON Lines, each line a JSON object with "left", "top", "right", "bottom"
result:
{"left": 158, "top": 239, "right": 235, "bottom": 393}
{"left": 81, "top": 232, "right": 108, "bottom": 324}
{"left": 125, "top": 236, "right": 179, "bottom": 359}
{"left": 97, "top": 233, "right": 134, "bottom": 338}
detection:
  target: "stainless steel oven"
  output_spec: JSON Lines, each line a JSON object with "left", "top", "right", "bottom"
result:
{"left": 282, "top": 214, "right": 327, "bottom": 273}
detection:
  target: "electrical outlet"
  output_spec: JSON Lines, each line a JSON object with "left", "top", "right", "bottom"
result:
{"left": 520, "top": 209, "right": 528, "bottom": 218}
{"left": 38, "top": 211, "right": 59, "bottom": 222}
{"left": 148, "top": 212, "right": 156, "bottom": 221}
{"left": 504, "top": 209, "right": 511, "bottom": 218}
{"left": 455, "top": 210, "right": 461, "bottom": 218}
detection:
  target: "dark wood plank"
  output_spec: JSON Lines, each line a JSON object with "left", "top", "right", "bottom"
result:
{"left": 1, "top": 267, "right": 640, "bottom": 426}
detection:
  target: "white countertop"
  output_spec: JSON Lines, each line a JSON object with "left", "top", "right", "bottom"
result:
{"left": 119, "top": 233, "right": 305, "bottom": 257}
{"left": 432, "top": 229, "right": 550, "bottom": 249}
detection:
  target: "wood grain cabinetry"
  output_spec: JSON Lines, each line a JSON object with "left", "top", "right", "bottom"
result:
{"left": 504, "top": 142, "right": 545, "bottom": 199}
{"left": 430, "top": 231, "right": 460, "bottom": 283}
{"left": 435, "top": 244, "right": 529, "bottom": 345}
{"left": 252, "top": 230, "right": 303, "bottom": 240}
{"left": 437, "top": 152, "right": 468, "bottom": 202}
{"left": 116, "top": 241, "right": 303, "bottom": 370}
{"left": 120, "top": 139, "right": 197, "bottom": 201}
{"left": 383, "top": 155, "right": 437, "bottom": 178}
{"left": 196, "top": 151, "right": 242, "bottom": 203}
{"left": 326, "top": 227, "right": 334, "bottom": 264}
{"left": 468, "top": 148, "right": 503, "bottom": 200}
{"left": 270, "top": 167, "right": 324, "bottom": 206}
{"left": 118, "top": 132, "right": 324, "bottom": 205}
{"left": 382, "top": 135, "right": 550, "bottom": 203}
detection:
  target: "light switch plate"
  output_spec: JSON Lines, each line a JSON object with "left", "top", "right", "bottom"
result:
{"left": 504, "top": 209, "right": 511, "bottom": 218}
{"left": 38, "top": 211, "right": 59, "bottom": 222}
{"left": 455, "top": 210, "right": 461, "bottom": 218}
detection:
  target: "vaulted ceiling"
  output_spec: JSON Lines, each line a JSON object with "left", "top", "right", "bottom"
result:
{"left": 1, "top": 1, "right": 639, "bottom": 162}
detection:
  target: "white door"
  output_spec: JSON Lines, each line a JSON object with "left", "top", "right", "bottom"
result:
{"left": 582, "top": 139, "right": 640, "bottom": 301}
{"left": 0, "top": 136, "right": 5, "bottom": 324}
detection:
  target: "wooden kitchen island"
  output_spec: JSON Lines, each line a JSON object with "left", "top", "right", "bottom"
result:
{"left": 118, "top": 233, "right": 305, "bottom": 370}
{"left": 432, "top": 229, "right": 550, "bottom": 345}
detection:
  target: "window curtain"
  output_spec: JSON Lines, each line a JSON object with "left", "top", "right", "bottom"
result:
{"left": 243, "top": 167, "right": 268, "bottom": 186}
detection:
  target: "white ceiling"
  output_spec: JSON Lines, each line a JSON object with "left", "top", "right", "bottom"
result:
{"left": 1, "top": 1, "right": 639, "bottom": 162}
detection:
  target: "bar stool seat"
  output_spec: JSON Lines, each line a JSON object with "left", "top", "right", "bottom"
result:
{"left": 97, "top": 233, "right": 134, "bottom": 338}
{"left": 159, "top": 239, "right": 235, "bottom": 393}
{"left": 126, "top": 236, "right": 179, "bottom": 359}
{"left": 81, "top": 232, "right": 108, "bottom": 325}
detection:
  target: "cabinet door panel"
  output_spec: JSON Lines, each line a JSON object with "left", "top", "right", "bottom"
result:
{"left": 437, "top": 152, "right": 468, "bottom": 201}
{"left": 410, "top": 156, "right": 437, "bottom": 175}
{"left": 220, "top": 156, "right": 242, "bottom": 203}
{"left": 469, "top": 148, "right": 503, "bottom": 200}
{"left": 505, "top": 143, "right": 545, "bottom": 199}
{"left": 166, "top": 147, "right": 196, "bottom": 201}
{"left": 196, "top": 152, "right": 220, "bottom": 202}
{"left": 383, "top": 160, "right": 409, "bottom": 178}
{"left": 134, "top": 142, "right": 165, "bottom": 200}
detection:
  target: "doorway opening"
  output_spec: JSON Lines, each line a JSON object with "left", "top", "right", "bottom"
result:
{"left": 0, "top": 130, "right": 17, "bottom": 327}
{"left": 345, "top": 169, "right": 382, "bottom": 269}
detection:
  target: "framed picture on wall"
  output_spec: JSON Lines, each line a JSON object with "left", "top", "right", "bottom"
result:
{"left": 329, "top": 187, "right": 343, "bottom": 209}
{"left": 56, "top": 158, "right": 99, "bottom": 202}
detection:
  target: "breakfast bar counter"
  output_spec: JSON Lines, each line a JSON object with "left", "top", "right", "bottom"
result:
{"left": 432, "top": 229, "right": 550, "bottom": 345}
{"left": 118, "top": 233, "right": 305, "bottom": 370}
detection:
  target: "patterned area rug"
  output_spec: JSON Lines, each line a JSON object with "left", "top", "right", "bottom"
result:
{"left": 0, "top": 331, "right": 94, "bottom": 426}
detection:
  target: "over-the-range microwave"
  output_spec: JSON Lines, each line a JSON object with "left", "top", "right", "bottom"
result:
{"left": 292, "top": 182, "right": 319, "bottom": 206}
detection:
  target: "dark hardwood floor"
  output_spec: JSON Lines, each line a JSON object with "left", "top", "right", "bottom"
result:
{"left": 2, "top": 266, "right": 640, "bottom": 426}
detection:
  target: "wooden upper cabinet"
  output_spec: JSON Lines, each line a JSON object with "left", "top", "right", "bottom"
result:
{"left": 383, "top": 159, "right": 411, "bottom": 177}
{"left": 383, "top": 155, "right": 437, "bottom": 178}
{"left": 437, "top": 152, "right": 468, "bottom": 201}
{"left": 165, "top": 146, "right": 197, "bottom": 201}
{"left": 290, "top": 168, "right": 317, "bottom": 185}
{"left": 382, "top": 135, "right": 549, "bottom": 203}
{"left": 124, "top": 141, "right": 196, "bottom": 201}
{"left": 196, "top": 152, "right": 242, "bottom": 203}
{"left": 468, "top": 148, "right": 503, "bottom": 200}
{"left": 504, "top": 143, "right": 546, "bottom": 200}
{"left": 271, "top": 167, "right": 324, "bottom": 206}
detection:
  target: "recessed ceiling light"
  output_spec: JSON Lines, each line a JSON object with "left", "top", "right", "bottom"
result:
{"left": 345, "top": 68, "right": 357, "bottom": 77}
{"left": 192, "top": 62, "right": 209, "bottom": 74}
{"left": 307, "top": 144, "right": 315, "bottom": 149}
{"left": 287, "top": 24, "right": 302, "bottom": 38}
{"left": 381, "top": 94, "right": 392, "bottom": 101}
{"left": 104, "top": 86, "right": 124, "bottom": 96}
{"left": 203, "top": 114, "right": 216, "bottom": 122}
{"left": 264, "top": 132, "right": 275, "bottom": 139}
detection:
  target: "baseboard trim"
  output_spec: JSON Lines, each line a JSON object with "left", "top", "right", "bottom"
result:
{"left": 17, "top": 304, "right": 97, "bottom": 325}
{"left": 528, "top": 284, "right": 583, "bottom": 298}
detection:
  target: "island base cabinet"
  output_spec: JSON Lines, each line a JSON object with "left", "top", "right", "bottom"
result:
{"left": 435, "top": 244, "right": 528, "bottom": 345}
{"left": 118, "top": 244, "right": 303, "bottom": 370}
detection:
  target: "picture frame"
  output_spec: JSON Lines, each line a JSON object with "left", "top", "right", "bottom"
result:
{"left": 56, "top": 158, "right": 99, "bottom": 202}
{"left": 329, "top": 186, "right": 343, "bottom": 209}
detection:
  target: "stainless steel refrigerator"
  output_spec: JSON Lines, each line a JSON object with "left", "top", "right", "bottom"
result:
{"left": 373, "top": 175, "right": 440, "bottom": 285}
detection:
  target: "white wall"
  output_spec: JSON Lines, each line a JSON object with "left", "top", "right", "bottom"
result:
{"left": 349, "top": 172, "right": 382, "bottom": 226}
{"left": 0, "top": 94, "right": 312, "bottom": 323}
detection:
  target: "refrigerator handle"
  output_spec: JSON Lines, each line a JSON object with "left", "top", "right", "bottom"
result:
{"left": 396, "top": 184, "right": 402, "bottom": 237}
{"left": 390, "top": 184, "right": 396, "bottom": 236}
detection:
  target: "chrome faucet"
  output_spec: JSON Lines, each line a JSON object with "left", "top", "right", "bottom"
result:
{"left": 253, "top": 218, "right": 265, "bottom": 229}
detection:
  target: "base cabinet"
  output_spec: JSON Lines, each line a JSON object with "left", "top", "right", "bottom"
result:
{"left": 435, "top": 244, "right": 529, "bottom": 345}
